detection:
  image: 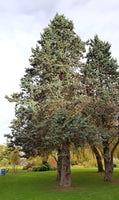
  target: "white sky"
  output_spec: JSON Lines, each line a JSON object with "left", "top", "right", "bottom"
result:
{"left": 0, "top": 0, "right": 119, "bottom": 145}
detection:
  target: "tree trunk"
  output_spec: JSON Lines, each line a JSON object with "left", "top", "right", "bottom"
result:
{"left": 103, "top": 139, "right": 119, "bottom": 182}
{"left": 91, "top": 145, "right": 104, "bottom": 172}
{"left": 104, "top": 159, "right": 113, "bottom": 182}
{"left": 60, "top": 142, "right": 72, "bottom": 187}
{"left": 103, "top": 141, "right": 113, "bottom": 182}
{"left": 56, "top": 148, "right": 62, "bottom": 182}
{"left": 12, "top": 163, "right": 16, "bottom": 173}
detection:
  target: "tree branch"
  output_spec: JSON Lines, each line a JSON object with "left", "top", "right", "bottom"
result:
{"left": 111, "top": 139, "right": 119, "bottom": 162}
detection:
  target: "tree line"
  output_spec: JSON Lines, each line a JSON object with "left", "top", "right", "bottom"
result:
{"left": 5, "top": 13, "right": 119, "bottom": 187}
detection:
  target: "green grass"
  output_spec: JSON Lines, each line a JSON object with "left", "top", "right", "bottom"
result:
{"left": 0, "top": 168, "right": 119, "bottom": 200}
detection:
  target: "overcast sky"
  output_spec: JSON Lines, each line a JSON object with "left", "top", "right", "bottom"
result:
{"left": 0, "top": 0, "right": 119, "bottom": 145}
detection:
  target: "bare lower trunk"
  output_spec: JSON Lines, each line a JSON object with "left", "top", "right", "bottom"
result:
{"left": 91, "top": 145, "right": 103, "bottom": 172}
{"left": 56, "top": 148, "right": 62, "bottom": 182}
{"left": 12, "top": 164, "right": 16, "bottom": 173}
{"left": 103, "top": 139, "right": 119, "bottom": 182}
{"left": 103, "top": 141, "right": 113, "bottom": 182}
{"left": 60, "top": 142, "right": 72, "bottom": 187}
{"left": 104, "top": 159, "right": 113, "bottom": 182}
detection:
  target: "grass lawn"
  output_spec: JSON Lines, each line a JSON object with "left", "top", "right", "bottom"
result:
{"left": 0, "top": 168, "right": 119, "bottom": 200}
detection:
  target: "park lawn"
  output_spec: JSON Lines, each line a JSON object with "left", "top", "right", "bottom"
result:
{"left": 0, "top": 168, "right": 119, "bottom": 200}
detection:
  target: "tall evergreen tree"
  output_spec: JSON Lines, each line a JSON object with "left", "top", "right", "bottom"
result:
{"left": 6, "top": 14, "right": 87, "bottom": 187}
{"left": 81, "top": 35, "right": 119, "bottom": 182}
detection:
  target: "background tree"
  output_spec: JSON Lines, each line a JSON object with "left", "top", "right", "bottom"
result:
{"left": 81, "top": 35, "right": 119, "bottom": 182}
{"left": 10, "top": 147, "right": 20, "bottom": 173}
{"left": 0, "top": 145, "right": 11, "bottom": 166}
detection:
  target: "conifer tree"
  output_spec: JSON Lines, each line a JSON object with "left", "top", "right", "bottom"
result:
{"left": 6, "top": 14, "right": 87, "bottom": 187}
{"left": 81, "top": 35, "right": 119, "bottom": 182}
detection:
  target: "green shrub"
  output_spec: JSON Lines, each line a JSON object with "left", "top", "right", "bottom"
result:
{"left": 39, "top": 165, "right": 48, "bottom": 171}
{"left": 28, "top": 167, "right": 32, "bottom": 172}
{"left": 32, "top": 162, "right": 51, "bottom": 172}
{"left": 42, "top": 161, "right": 51, "bottom": 170}
{"left": 70, "top": 161, "right": 77, "bottom": 166}
{"left": 32, "top": 166, "right": 40, "bottom": 171}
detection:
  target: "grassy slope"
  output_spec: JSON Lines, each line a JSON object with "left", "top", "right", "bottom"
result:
{"left": 0, "top": 168, "right": 119, "bottom": 200}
